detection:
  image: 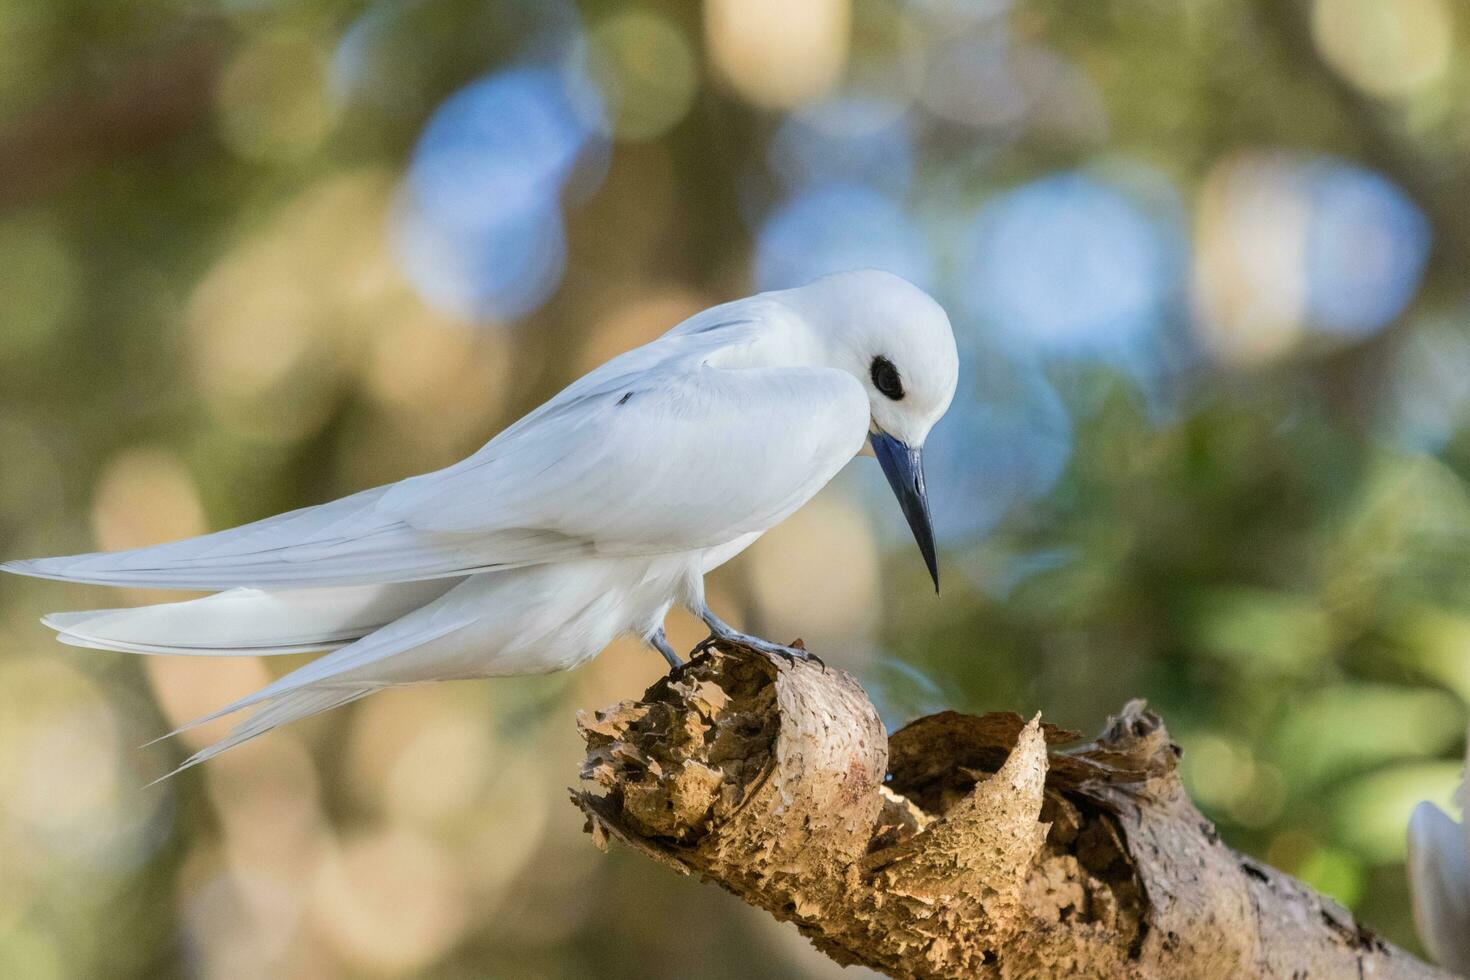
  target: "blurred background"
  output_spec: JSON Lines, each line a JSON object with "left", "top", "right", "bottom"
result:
{"left": 1, "top": 0, "right": 1468, "bottom": 975}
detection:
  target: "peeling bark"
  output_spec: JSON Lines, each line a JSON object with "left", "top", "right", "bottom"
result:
{"left": 572, "top": 646, "right": 1450, "bottom": 979}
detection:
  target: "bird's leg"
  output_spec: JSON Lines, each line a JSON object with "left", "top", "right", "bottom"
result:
{"left": 690, "top": 607, "right": 823, "bottom": 668}
{"left": 647, "top": 627, "right": 684, "bottom": 672}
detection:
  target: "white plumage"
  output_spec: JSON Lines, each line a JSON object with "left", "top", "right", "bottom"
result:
{"left": 4, "top": 269, "right": 959, "bottom": 776}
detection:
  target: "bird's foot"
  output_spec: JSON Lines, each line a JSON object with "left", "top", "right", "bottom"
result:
{"left": 691, "top": 630, "right": 824, "bottom": 670}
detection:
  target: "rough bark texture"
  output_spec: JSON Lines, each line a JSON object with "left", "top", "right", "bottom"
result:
{"left": 572, "top": 645, "right": 1451, "bottom": 979}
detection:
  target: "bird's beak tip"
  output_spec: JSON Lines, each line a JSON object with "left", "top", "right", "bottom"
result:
{"left": 871, "top": 430, "right": 940, "bottom": 597}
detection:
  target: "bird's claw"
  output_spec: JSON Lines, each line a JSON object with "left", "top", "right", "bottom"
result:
{"left": 690, "top": 632, "right": 824, "bottom": 670}
{"left": 778, "top": 647, "right": 825, "bottom": 670}
{"left": 766, "top": 638, "right": 824, "bottom": 670}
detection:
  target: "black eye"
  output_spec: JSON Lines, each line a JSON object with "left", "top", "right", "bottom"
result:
{"left": 870, "top": 356, "right": 904, "bottom": 400}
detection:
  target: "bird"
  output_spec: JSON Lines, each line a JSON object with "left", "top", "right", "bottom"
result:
{"left": 1406, "top": 737, "right": 1470, "bottom": 975}
{"left": 4, "top": 269, "right": 959, "bottom": 777}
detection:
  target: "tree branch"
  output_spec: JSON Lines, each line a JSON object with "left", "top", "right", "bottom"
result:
{"left": 571, "top": 646, "right": 1449, "bottom": 978}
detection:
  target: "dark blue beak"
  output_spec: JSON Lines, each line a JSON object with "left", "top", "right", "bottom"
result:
{"left": 870, "top": 430, "right": 939, "bottom": 592}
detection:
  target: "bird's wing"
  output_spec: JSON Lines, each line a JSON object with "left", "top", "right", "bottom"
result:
{"left": 42, "top": 579, "right": 460, "bottom": 655}
{"left": 5, "top": 309, "right": 869, "bottom": 588}
{"left": 2, "top": 484, "right": 470, "bottom": 589}
{"left": 377, "top": 360, "right": 871, "bottom": 552}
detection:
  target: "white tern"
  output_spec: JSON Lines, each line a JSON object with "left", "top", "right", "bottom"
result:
{"left": 4, "top": 269, "right": 959, "bottom": 775}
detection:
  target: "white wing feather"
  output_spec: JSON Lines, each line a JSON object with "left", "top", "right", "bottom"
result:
{"left": 43, "top": 579, "right": 460, "bottom": 655}
{"left": 4, "top": 306, "right": 868, "bottom": 589}
{"left": 380, "top": 366, "right": 869, "bottom": 546}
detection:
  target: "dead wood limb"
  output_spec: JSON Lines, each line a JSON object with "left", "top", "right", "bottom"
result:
{"left": 571, "top": 646, "right": 1450, "bottom": 979}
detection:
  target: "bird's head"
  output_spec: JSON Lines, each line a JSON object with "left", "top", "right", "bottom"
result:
{"left": 781, "top": 270, "right": 959, "bottom": 591}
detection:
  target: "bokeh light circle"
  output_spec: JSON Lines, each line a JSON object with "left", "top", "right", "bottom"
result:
{"left": 1192, "top": 153, "right": 1430, "bottom": 364}
{"left": 705, "top": 0, "right": 850, "bottom": 109}
{"left": 583, "top": 10, "right": 698, "bottom": 142}
{"left": 1305, "top": 161, "right": 1431, "bottom": 339}
{"left": 394, "top": 65, "right": 607, "bottom": 321}
{"left": 1312, "top": 0, "right": 1452, "bottom": 98}
{"left": 956, "top": 171, "right": 1177, "bottom": 361}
